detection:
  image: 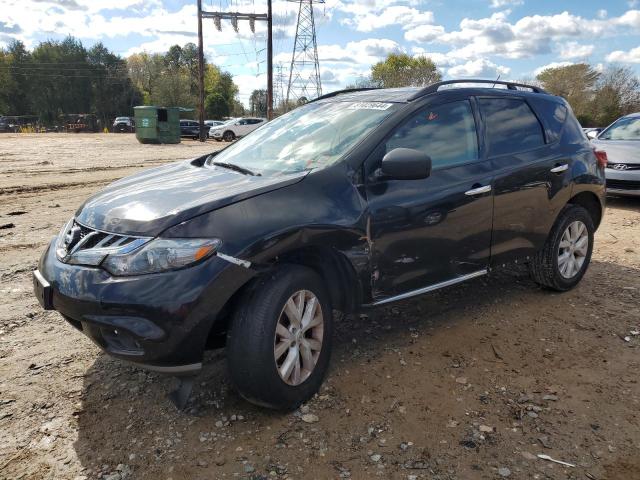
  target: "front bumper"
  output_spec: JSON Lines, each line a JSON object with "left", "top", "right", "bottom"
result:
{"left": 605, "top": 167, "right": 640, "bottom": 197}
{"left": 35, "top": 239, "right": 254, "bottom": 372}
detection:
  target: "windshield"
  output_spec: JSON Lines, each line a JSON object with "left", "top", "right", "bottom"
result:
{"left": 205, "top": 101, "right": 398, "bottom": 176}
{"left": 599, "top": 116, "right": 640, "bottom": 141}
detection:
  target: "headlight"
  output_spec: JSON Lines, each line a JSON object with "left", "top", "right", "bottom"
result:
{"left": 102, "top": 238, "right": 221, "bottom": 276}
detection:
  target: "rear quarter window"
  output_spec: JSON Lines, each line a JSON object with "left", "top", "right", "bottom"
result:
{"left": 528, "top": 98, "right": 567, "bottom": 143}
{"left": 479, "top": 97, "right": 545, "bottom": 157}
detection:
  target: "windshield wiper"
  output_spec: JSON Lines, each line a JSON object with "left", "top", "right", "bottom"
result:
{"left": 212, "top": 161, "right": 260, "bottom": 176}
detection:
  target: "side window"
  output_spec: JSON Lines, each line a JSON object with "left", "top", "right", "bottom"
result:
{"left": 385, "top": 100, "right": 478, "bottom": 170}
{"left": 480, "top": 98, "right": 545, "bottom": 156}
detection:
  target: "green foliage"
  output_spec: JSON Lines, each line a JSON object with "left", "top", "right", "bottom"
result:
{"left": 0, "top": 38, "right": 241, "bottom": 126}
{"left": 536, "top": 63, "right": 640, "bottom": 127}
{"left": 127, "top": 45, "right": 240, "bottom": 120}
{"left": 370, "top": 53, "right": 442, "bottom": 88}
{"left": 0, "top": 37, "right": 140, "bottom": 127}
{"left": 205, "top": 92, "right": 230, "bottom": 118}
{"left": 249, "top": 89, "right": 267, "bottom": 117}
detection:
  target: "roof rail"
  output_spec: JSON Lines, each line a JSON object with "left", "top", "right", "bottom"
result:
{"left": 407, "top": 79, "right": 548, "bottom": 101}
{"left": 310, "top": 87, "right": 381, "bottom": 103}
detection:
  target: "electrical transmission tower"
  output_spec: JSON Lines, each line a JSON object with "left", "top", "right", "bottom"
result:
{"left": 273, "top": 63, "right": 286, "bottom": 113}
{"left": 286, "top": 0, "right": 323, "bottom": 108}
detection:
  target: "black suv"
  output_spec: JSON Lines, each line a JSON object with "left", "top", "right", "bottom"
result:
{"left": 34, "top": 80, "right": 606, "bottom": 410}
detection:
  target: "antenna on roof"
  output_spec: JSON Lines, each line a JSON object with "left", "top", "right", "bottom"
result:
{"left": 492, "top": 75, "right": 501, "bottom": 89}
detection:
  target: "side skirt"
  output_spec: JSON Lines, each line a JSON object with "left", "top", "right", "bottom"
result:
{"left": 365, "top": 269, "right": 488, "bottom": 307}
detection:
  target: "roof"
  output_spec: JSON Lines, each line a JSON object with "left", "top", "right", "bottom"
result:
{"left": 316, "top": 79, "right": 553, "bottom": 104}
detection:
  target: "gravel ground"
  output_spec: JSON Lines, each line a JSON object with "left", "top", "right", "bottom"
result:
{"left": 1, "top": 133, "right": 639, "bottom": 480}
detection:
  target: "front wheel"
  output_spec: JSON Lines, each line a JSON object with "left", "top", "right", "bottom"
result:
{"left": 226, "top": 265, "right": 332, "bottom": 410}
{"left": 223, "top": 130, "right": 235, "bottom": 142}
{"left": 529, "top": 204, "right": 594, "bottom": 291}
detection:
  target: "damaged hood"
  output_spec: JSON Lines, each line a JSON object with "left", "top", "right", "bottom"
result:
{"left": 75, "top": 159, "right": 308, "bottom": 236}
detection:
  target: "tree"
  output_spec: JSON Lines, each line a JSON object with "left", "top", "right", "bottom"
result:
{"left": 205, "top": 92, "right": 230, "bottom": 118}
{"left": 536, "top": 63, "right": 600, "bottom": 125}
{"left": 370, "top": 53, "right": 441, "bottom": 88}
{"left": 591, "top": 66, "right": 640, "bottom": 126}
{"left": 249, "top": 89, "right": 267, "bottom": 117}
{"left": 88, "top": 42, "right": 141, "bottom": 125}
{"left": 1, "top": 41, "right": 33, "bottom": 116}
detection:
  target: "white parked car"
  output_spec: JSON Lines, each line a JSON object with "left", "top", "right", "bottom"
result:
{"left": 209, "top": 117, "right": 266, "bottom": 142}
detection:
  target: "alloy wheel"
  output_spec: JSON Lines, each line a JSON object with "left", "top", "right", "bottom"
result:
{"left": 274, "top": 290, "right": 324, "bottom": 386}
{"left": 557, "top": 220, "right": 589, "bottom": 279}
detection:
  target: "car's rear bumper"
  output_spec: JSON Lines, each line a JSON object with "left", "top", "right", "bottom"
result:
{"left": 35, "top": 239, "right": 255, "bottom": 372}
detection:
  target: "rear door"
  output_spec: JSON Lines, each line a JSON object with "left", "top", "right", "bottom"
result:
{"left": 479, "top": 96, "right": 572, "bottom": 266}
{"left": 236, "top": 119, "right": 250, "bottom": 136}
{"left": 365, "top": 96, "right": 494, "bottom": 300}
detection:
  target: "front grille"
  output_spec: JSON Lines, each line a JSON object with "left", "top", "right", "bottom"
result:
{"left": 57, "top": 219, "right": 150, "bottom": 266}
{"left": 607, "top": 163, "right": 640, "bottom": 171}
{"left": 607, "top": 179, "right": 640, "bottom": 191}
{"left": 70, "top": 220, "right": 139, "bottom": 251}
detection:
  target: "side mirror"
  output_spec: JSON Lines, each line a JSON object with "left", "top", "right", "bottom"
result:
{"left": 380, "top": 148, "right": 432, "bottom": 180}
{"left": 586, "top": 129, "right": 600, "bottom": 140}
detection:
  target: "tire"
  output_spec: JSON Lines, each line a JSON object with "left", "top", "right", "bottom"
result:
{"left": 223, "top": 130, "right": 235, "bottom": 142}
{"left": 529, "top": 204, "right": 594, "bottom": 291}
{"left": 226, "top": 265, "right": 333, "bottom": 410}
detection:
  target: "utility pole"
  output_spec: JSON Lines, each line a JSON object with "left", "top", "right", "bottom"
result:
{"left": 266, "top": 0, "right": 273, "bottom": 120}
{"left": 197, "top": 2, "right": 274, "bottom": 131}
{"left": 197, "top": 0, "right": 206, "bottom": 142}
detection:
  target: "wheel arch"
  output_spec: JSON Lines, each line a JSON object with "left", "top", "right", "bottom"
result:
{"left": 568, "top": 191, "right": 603, "bottom": 229}
{"left": 204, "top": 245, "right": 364, "bottom": 349}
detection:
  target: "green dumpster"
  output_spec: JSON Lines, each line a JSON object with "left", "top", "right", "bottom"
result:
{"left": 134, "top": 106, "right": 181, "bottom": 144}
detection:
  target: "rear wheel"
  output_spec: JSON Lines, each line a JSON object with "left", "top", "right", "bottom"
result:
{"left": 223, "top": 130, "right": 235, "bottom": 142}
{"left": 529, "top": 205, "right": 594, "bottom": 291}
{"left": 226, "top": 265, "right": 332, "bottom": 410}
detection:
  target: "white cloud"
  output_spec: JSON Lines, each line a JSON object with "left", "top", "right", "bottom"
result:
{"left": 409, "top": 9, "right": 640, "bottom": 63}
{"left": 559, "top": 41, "right": 594, "bottom": 60}
{"left": 340, "top": 5, "right": 435, "bottom": 32}
{"left": 447, "top": 58, "right": 510, "bottom": 78}
{"left": 404, "top": 24, "right": 447, "bottom": 43}
{"left": 490, "top": 0, "right": 523, "bottom": 8}
{"left": 597, "top": 9, "right": 607, "bottom": 19}
{"left": 606, "top": 46, "right": 640, "bottom": 63}
{"left": 533, "top": 61, "right": 574, "bottom": 76}
{"left": 316, "top": 38, "right": 404, "bottom": 65}
{"left": 336, "top": 1, "right": 436, "bottom": 34}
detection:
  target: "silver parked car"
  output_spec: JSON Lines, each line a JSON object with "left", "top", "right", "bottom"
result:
{"left": 590, "top": 112, "right": 640, "bottom": 197}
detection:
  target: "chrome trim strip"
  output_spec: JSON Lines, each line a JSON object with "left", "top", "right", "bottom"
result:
{"left": 217, "top": 252, "right": 252, "bottom": 268}
{"left": 368, "top": 269, "right": 488, "bottom": 306}
{"left": 74, "top": 218, "right": 152, "bottom": 239}
{"left": 94, "top": 234, "right": 115, "bottom": 249}
{"left": 67, "top": 231, "right": 99, "bottom": 256}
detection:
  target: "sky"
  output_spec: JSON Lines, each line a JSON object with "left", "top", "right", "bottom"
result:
{"left": 2, "top": 0, "right": 640, "bottom": 105}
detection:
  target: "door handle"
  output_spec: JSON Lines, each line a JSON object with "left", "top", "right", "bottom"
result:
{"left": 464, "top": 185, "right": 492, "bottom": 196}
{"left": 550, "top": 164, "right": 569, "bottom": 173}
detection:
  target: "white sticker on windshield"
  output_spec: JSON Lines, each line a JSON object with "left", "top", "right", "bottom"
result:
{"left": 347, "top": 102, "right": 393, "bottom": 110}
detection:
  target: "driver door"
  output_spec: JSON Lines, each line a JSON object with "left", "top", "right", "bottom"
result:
{"left": 365, "top": 97, "right": 494, "bottom": 301}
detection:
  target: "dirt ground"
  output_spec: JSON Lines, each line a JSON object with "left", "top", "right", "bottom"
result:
{"left": 1, "top": 133, "right": 639, "bottom": 480}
